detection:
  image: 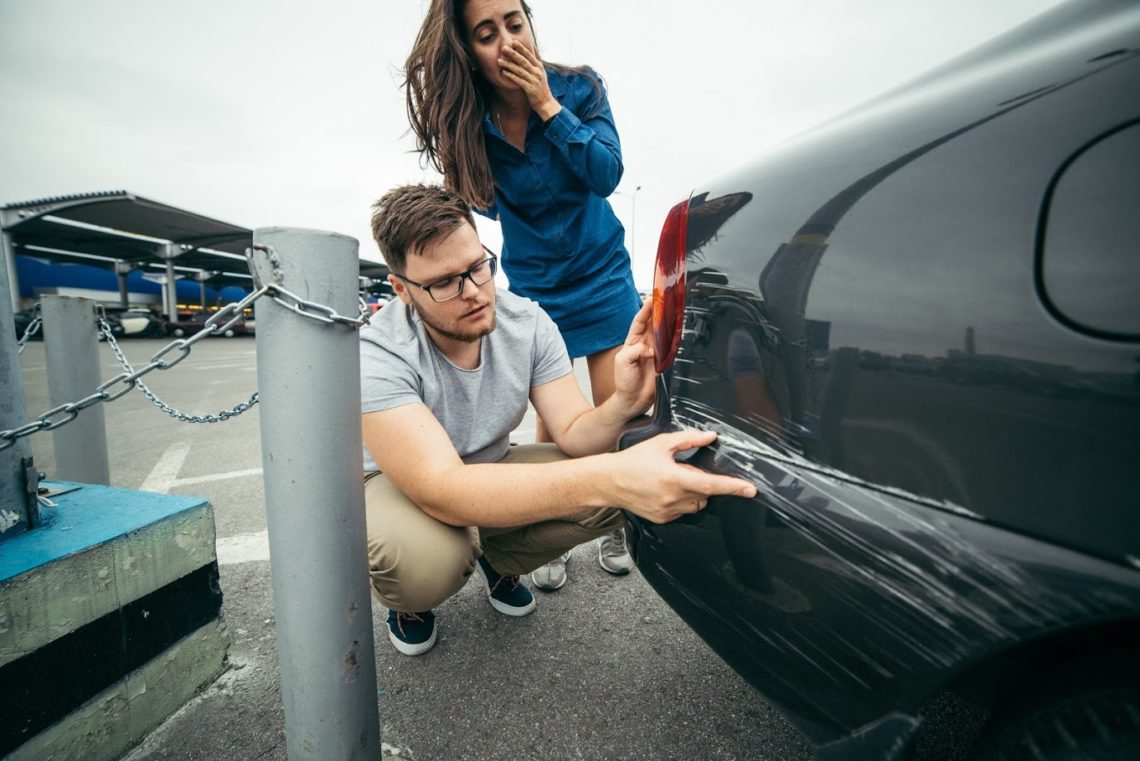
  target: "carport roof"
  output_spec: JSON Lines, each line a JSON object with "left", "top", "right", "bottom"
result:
{"left": 2, "top": 190, "right": 390, "bottom": 291}
{"left": 1, "top": 190, "right": 253, "bottom": 287}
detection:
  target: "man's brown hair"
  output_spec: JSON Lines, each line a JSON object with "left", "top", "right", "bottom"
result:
{"left": 370, "top": 183, "right": 475, "bottom": 273}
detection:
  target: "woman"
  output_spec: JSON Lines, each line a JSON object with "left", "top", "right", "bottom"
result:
{"left": 404, "top": 0, "right": 638, "bottom": 588}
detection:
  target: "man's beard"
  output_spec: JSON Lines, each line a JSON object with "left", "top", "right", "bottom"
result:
{"left": 411, "top": 301, "right": 496, "bottom": 343}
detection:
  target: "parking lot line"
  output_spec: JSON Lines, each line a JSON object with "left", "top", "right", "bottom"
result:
{"left": 172, "top": 468, "right": 263, "bottom": 487}
{"left": 216, "top": 529, "right": 270, "bottom": 565}
{"left": 138, "top": 442, "right": 190, "bottom": 494}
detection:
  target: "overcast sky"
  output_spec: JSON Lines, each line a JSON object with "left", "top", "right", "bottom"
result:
{"left": 0, "top": 0, "right": 1063, "bottom": 289}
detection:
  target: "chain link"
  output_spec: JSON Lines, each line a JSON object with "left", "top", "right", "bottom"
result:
{"left": 268, "top": 284, "right": 368, "bottom": 329}
{"left": 247, "top": 243, "right": 369, "bottom": 328}
{"left": 3, "top": 253, "right": 369, "bottom": 451}
{"left": 96, "top": 294, "right": 267, "bottom": 424}
{"left": 358, "top": 295, "right": 373, "bottom": 324}
{"left": 16, "top": 304, "right": 42, "bottom": 354}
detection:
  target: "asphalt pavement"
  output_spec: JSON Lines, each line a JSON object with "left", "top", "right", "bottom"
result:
{"left": 16, "top": 335, "right": 813, "bottom": 760}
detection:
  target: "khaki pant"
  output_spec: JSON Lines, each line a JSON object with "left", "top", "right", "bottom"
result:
{"left": 365, "top": 443, "right": 625, "bottom": 612}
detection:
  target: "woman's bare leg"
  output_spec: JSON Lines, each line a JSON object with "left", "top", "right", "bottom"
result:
{"left": 534, "top": 344, "right": 620, "bottom": 441}
{"left": 584, "top": 345, "right": 620, "bottom": 407}
{"left": 535, "top": 413, "right": 555, "bottom": 443}
{"left": 530, "top": 345, "right": 631, "bottom": 586}
{"left": 585, "top": 345, "right": 633, "bottom": 573}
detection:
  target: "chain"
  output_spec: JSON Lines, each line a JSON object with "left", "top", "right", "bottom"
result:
{"left": 16, "top": 304, "right": 43, "bottom": 354}
{"left": 247, "top": 243, "right": 370, "bottom": 328}
{"left": 96, "top": 297, "right": 265, "bottom": 424}
{"left": 2, "top": 250, "right": 369, "bottom": 451}
{"left": 266, "top": 284, "right": 369, "bottom": 328}
{"left": 0, "top": 293, "right": 269, "bottom": 452}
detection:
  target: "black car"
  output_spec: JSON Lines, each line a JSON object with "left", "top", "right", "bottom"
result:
{"left": 167, "top": 310, "right": 255, "bottom": 338}
{"left": 14, "top": 307, "right": 120, "bottom": 342}
{"left": 13, "top": 309, "right": 40, "bottom": 342}
{"left": 622, "top": 2, "right": 1140, "bottom": 759}
{"left": 103, "top": 308, "right": 168, "bottom": 338}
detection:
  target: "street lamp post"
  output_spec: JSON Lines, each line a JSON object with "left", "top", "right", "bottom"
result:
{"left": 612, "top": 184, "right": 641, "bottom": 270}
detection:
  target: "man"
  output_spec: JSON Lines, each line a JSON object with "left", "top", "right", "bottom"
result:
{"left": 361, "top": 184, "right": 756, "bottom": 656}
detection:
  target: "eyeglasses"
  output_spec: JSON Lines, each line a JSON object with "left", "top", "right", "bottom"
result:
{"left": 394, "top": 248, "right": 499, "bottom": 303}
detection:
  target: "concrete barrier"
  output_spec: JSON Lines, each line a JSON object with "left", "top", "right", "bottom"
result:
{"left": 0, "top": 481, "right": 228, "bottom": 760}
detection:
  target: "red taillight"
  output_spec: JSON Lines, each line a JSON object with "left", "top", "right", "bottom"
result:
{"left": 651, "top": 199, "right": 690, "bottom": 373}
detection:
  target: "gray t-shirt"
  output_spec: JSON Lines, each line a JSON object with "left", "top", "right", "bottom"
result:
{"left": 359, "top": 289, "right": 572, "bottom": 472}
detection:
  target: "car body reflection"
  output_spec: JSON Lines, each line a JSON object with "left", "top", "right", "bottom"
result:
{"left": 620, "top": 2, "right": 1140, "bottom": 758}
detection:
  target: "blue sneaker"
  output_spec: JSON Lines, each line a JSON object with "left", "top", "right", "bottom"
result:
{"left": 476, "top": 556, "right": 536, "bottom": 616}
{"left": 386, "top": 610, "right": 437, "bottom": 656}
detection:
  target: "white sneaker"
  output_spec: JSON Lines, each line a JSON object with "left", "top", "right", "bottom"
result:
{"left": 530, "top": 551, "right": 571, "bottom": 591}
{"left": 598, "top": 529, "right": 633, "bottom": 575}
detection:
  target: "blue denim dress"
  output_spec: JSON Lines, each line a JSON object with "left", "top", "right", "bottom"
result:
{"left": 479, "top": 67, "right": 640, "bottom": 359}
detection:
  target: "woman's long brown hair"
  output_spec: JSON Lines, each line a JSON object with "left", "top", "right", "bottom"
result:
{"left": 404, "top": 0, "right": 599, "bottom": 210}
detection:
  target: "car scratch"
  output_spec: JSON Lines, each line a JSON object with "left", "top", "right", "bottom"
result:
{"left": 668, "top": 397, "right": 1131, "bottom": 684}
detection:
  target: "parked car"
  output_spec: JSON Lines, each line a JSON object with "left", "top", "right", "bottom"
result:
{"left": 103, "top": 308, "right": 167, "bottom": 338}
{"left": 13, "top": 309, "right": 41, "bottom": 341}
{"left": 168, "top": 310, "right": 255, "bottom": 338}
{"left": 621, "top": 2, "right": 1140, "bottom": 759}
{"left": 15, "top": 305, "right": 126, "bottom": 342}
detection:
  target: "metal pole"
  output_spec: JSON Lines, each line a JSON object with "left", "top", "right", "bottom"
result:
{"left": 630, "top": 185, "right": 641, "bottom": 273}
{"left": 165, "top": 259, "right": 178, "bottom": 320}
{"left": 613, "top": 186, "right": 641, "bottom": 274}
{"left": 2, "top": 230, "right": 19, "bottom": 313}
{"left": 0, "top": 249, "right": 35, "bottom": 538}
{"left": 115, "top": 260, "right": 133, "bottom": 308}
{"left": 251, "top": 227, "right": 379, "bottom": 761}
{"left": 41, "top": 295, "right": 110, "bottom": 485}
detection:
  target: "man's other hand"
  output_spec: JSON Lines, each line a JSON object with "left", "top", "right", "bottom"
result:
{"left": 611, "top": 299, "right": 656, "bottom": 417}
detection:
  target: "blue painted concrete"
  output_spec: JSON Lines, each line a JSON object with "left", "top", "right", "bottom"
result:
{"left": 0, "top": 482, "right": 209, "bottom": 582}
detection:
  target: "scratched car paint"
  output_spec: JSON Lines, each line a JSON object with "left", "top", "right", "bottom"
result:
{"left": 621, "top": 2, "right": 1140, "bottom": 759}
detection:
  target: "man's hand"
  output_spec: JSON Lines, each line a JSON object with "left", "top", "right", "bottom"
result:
{"left": 610, "top": 299, "right": 656, "bottom": 417}
{"left": 607, "top": 429, "right": 757, "bottom": 523}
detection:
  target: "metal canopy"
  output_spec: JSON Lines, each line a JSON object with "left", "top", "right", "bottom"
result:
{"left": 11, "top": 218, "right": 252, "bottom": 271}
{"left": 1, "top": 191, "right": 255, "bottom": 314}
{"left": 2, "top": 190, "right": 251, "bottom": 251}
{"left": 1, "top": 190, "right": 391, "bottom": 312}
{"left": 8, "top": 219, "right": 255, "bottom": 291}
{"left": 2, "top": 189, "right": 252, "bottom": 263}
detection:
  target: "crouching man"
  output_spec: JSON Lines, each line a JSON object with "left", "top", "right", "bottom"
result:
{"left": 361, "top": 184, "right": 756, "bottom": 655}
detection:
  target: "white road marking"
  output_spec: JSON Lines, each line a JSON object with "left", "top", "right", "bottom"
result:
{"left": 139, "top": 442, "right": 191, "bottom": 494}
{"left": 186, "top": 362, "right": 256, "bottom": 371}
{"left": 216, "top": 530, "right": 270, "bottom": 565}
{"left": 172, "top": 468, "right": 263, "bottom": 487}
